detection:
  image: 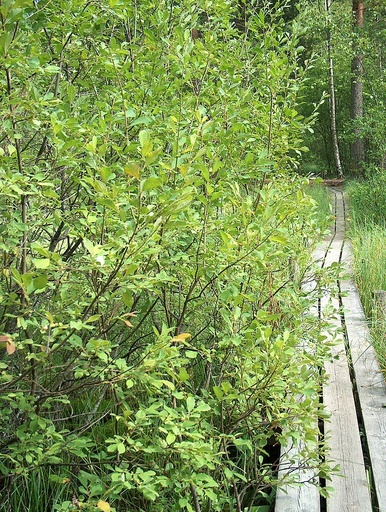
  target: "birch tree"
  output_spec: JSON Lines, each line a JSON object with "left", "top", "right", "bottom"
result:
{"left": 325, "top": 0, "right": 344, "bottom": 178}
{"left": 350, "top": 0, "right": 366, "bottom": 173}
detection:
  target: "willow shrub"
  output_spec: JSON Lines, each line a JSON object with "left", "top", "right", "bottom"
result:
{"left": 0, "top": 1, "right": 334, "bottom": 510}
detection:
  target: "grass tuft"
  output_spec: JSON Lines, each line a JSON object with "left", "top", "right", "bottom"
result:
{"left": 347, "top": 178, "right": 386, "bottom": 371}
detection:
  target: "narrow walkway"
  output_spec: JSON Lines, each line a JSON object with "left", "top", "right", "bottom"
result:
{"left": 275, "top": 187, "right": 386, "bottom": 512}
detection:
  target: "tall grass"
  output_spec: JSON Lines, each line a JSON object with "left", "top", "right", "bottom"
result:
{"left": 349, "top": 224, "right": 386, "bottom": 315}
{"left": 346, "top": 178, "right": 386, "bottom": 371}
{"left": 6, "top": 467, "right": 73, "bottom": 512}
{"left": 307, "top": 182, "right": 332, "bottom": 225}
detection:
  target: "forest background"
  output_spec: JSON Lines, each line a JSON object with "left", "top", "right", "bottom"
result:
{"left": 0, "top": 0, "right": 385, "bottom": 511}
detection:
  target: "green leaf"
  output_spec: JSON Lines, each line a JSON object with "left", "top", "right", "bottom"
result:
{"left": 123, "top": 291, "right": 134, "bottom": 307}
{"left": 195, "top": 402, "right": 211, "bottom": 412}
{"left": 125, "top": 107, "right": 136, "bottom": 118}
{"left": 45, "top": 65, "right": 61, "bottom": 74}
{"left": 141, "top": 486, "right": 158, "bottom": 501}
{"left": 86, "top": 136, "right": 97, "bottom": 153}
{"left": 205, "top": 489, "right": 218, "bottom": 501}
{"left": 85, "top": 314, "right": 100, "bottom": 323}
{"left": 143, "top": 177, "right": 162, "bottom": 191}
{"left": 213, "top": 386, "right": 223, "bottom": 400}
{"left": 179, "top": 368, "right": 189, "bottom": 381}
{"left": 32, "top": 274, "right": 48, "bottom": 290}
{"left": 186, "top": 396, "right": 195, "bottom": 412}
{"left": 10, "top": 266, "right": 23, "bottom": 286}
{"left": 139, "top": 130, "right": 153, "bottom": 157}
{"left": 7, "top": 144, "right": 16, "bottom": 156}
{"left": 166, "top": 432, "right": 176, "bottom": 445}
{"left": 99, "top": 167, "right": 113, "bottom": 181}
{"left": 144, "top": 149, "right": 161, "bottom": 167}
{"left": 130, "top": 116, "right": 152, "bottom": 127}
{"left": 270, "top": 234, "right": 288, "bottom": 245}
{"left": 83, "top": 238, "right": 95, "bottom": 255}
{"left": 33, "top": 258, "right": 50, "bottom": 269}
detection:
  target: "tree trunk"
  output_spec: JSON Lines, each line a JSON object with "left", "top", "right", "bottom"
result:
{"left": 325, "top": 0, "right": 344, "bottom": 178}
{"left": 350, "top": 0, "right": 365, "bottom": 173}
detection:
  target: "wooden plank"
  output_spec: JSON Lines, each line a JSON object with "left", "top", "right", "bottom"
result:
{"left": 323, "top": 339, "right": 372, "bottom": 512}
{"left": 275, "top": 190, "right": 347, "bottom": 512}
{"left": 341, "top": 241, "right": 386, "bottom": 512}
{"left": 276, "top": 189, "right": 375, "bottom": 512}
{"left": 275, "top": 240, "right": 327, "bottom": 512}
{"left": 321, "top": 192, "right": 372, "bottom": 512}
{"left": 275, "top": 435, "right": 320, "bottom": 512}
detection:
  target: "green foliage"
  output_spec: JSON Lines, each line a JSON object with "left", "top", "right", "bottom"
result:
{"left": 352, "top": 2, "right": 386, "bottom": 170}
{"left": 296, "top": 0, "right": 386, "bottom": 175}
{"left": 306, "top": 183, "right": 332, "bottom": 225}
{"left": 0, "top": 1, "right": 335, "bottom": 510}
{"left": 295, "top": 0, "right": 352, "bottom": 175}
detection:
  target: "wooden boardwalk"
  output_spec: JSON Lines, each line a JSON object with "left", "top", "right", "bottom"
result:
{"left": 275, "top": 187, "right": 386, "bottom": 512}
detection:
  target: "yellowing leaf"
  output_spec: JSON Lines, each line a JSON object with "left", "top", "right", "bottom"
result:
{"left": 179, "top": 163, "right": 190, "bottom": 177}
{"left": 171, "top": 333, "right": 191, "bottom": 343}
{"left": 124, "top": 161, "right": 140, "bottom": 179}
{"left": 120, "top": 312, "right": 136, "bottom": 328}
{"left": 6, "top": 339, "right": 16, "bottom": 355}
{"left": 97, "top": 500, "right": 111, "bottom": 512}
{"left": 1, "top": 336, "right": 16, "bottom": 355}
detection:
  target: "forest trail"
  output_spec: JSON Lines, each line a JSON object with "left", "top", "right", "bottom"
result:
{"left": 275, "top": 187, "right": 386, "bottom": 512}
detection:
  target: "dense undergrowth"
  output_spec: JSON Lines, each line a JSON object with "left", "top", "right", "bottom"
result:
{"left": 0, "top": 2, "right": 336, "bottom": 511}
{"left": 347, "top": 175, "right": 386, "bottom": 371}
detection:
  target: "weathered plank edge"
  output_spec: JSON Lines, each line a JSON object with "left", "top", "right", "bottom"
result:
{"left": 322, "top": 230, "right": 372, "bottom": 512}
{"left": 341, "top": 240, "right": 386, "bottom": 512}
